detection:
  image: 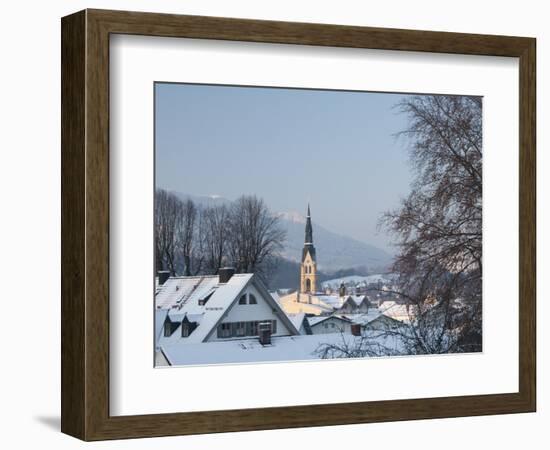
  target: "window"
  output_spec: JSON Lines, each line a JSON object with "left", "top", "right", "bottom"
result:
{"left": 238, "top": 294, "right": 247, "bottom": 305}
{"left": 249, "top": 294, "right": 258, "bottom": 304}
{"left": 181, "top": 323, "right": 190, "bottom": 337}
{"left": 164, "top": 321, "right": 173, "bottom": 337}
{"left": 247, "top": 321, "right": 259, "bottom": 336}
{"left": 198, "top": 290, "right": 215, "bottom": 306}
{"left": 217, "top": 322, "right": 232, "bottom": 338}
{"left": 271, "top": 320, "right": 277, "bottom": 334}
{"left": 234, "top": 321, "right": 246, "bottom": 337}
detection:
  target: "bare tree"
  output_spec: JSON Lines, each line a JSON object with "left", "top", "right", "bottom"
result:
{"left": 154, "top": 189, "right": 180, "bottom": 275}
{"left": 382, "top": 94, "right": 483, "bottom": 354}
{"left": 316, "top": 95, "right": 483, "bottom": 358}
{"left": 316, "top": 330, "right": 404, "bottom": 359}
{"left": 176, "top": 198, "right": 199, "bottom": 276}
{"left": 201, "top": 204, "right": 230, "bottom": 274}
{"left": 227, "top": 195, "right": 286, "bottom": 277}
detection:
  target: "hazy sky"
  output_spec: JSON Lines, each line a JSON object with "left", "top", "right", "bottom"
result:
{"left": 155, "top": 83, "right": 415, "bottom": 252}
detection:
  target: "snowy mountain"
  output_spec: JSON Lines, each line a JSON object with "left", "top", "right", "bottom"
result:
{"left": 171, "top": 192, "right": 232, "bottom": 207}
{"left": 278, "top": 211, "right": 393, "bottom": 272}
{"left": 164, "top": 192, "right": 393, "bottom": 273}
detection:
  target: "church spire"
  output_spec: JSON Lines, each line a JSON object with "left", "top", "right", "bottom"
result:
{"left": 305, "top": 203, "right": 313, "bottom": 244}
{"left": 300, "top": 203, "right": 317, "bottom": 293}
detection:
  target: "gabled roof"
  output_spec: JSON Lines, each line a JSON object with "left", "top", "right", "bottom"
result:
{"left": 287, "top": 312, "right": 304, "bottom": 329}
{"left": 307, "top": 314, "right": 352, "bottom": 327}
{"left": 344, "top": 295, "right": 370, "bottom": 307}
{"left": 156, "top": 273, "right": 299, "bottom": 344}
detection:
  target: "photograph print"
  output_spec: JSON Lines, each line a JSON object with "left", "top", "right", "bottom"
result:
{"left": 154, "top": 83, "right": 482, "bottom": 367}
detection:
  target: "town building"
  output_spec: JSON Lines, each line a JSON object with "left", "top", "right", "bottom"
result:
{"left": 300, "top": 203, "right": 317, "bottom": 293}
{"left": 307, "top": 315, "right": 353, "bottom": 334}
{"left": 155, "top": 268, "right": 300, "bottom": 347}
{"left": 279, "top": 204, "right": 335, "bottom": 314}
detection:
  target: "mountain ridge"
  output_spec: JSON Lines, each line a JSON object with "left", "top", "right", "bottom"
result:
{"left": 167, "top": 191, "right": 393, "bottom": 272}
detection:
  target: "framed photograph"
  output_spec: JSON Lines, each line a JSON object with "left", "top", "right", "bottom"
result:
{"left": 61, "top": 9, "right": 536, "bottom": 440}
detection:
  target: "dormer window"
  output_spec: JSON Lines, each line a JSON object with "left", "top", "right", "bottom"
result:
{"left": 239, "top": 294, "right": 247, "bottom": 305}
{"left": 249, "top": 294, "right": 257, "bottom": 304}
{"left": 163, "top": 318, "right": 178, "bottom": 337}
{"left": 181, "top": 322, "right": 190, "bottom": 337}
{"left": 198, "top": 289, "right": 216, "bottom": 306}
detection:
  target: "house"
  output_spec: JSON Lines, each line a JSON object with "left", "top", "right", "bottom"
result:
{"left": 278, "top": 204, "right": 336, "bottom": 316}
{"left": 337, "top": 295, "right": 371, "bottom": 314}
{"left": 155, "top": 268, "right": 300, "bottom": 347}
{"left": 344, "top": 311, "right": 406, "bottom": 332}
{"left": 307, "top": 315, "right": 353, "bottom": 334}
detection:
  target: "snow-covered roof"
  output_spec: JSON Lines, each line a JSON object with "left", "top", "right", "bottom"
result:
{"left": 159, "top": 333, "right": 344, "bottom": 366}
{"left": 156, "top": 274, "right": 252, "bottom": 343}
{"left": 307, "top": 314, "right": 352, "bottom": 327}
{"left": 378, "top": 301, "right": 413, "bottom": 322}
{"left": 315, "top": 295, "right": 343, "bottom": 309}
{"left": 341, "top": 311, "right": 383, "bottom": 325}
{"left": 343, "top": 295, "right": 370, "bottom": 307}
{"left": 279, "top": 292, "right": 336, "bottom": 314}
{"left": 155, "top": 309, "right": 168, "bottom": 343}
{"left": 159, "top": 331, "right": 407, "bottom": 366}
{"left": 156, "top": 273, "right": 299, "bottom": 344}
{"left": 286, "top": 312, "right": 307, "bottom": 331}
{"left": 270, "top": 291, "right": 281, "bottom": 305}
{"left": 155, "top": 275, "right": 221, "bottom": 310}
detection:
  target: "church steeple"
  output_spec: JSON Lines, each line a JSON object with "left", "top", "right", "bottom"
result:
{"left": 305, "top": 203, "right": 313, "bottom": 244}
{"left": 300, "top": 203, "right": 317, "bottom": 293}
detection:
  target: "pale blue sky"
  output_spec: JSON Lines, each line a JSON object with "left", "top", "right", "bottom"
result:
{"left": 155, "top": 83, "right": 414, "bottom": 252}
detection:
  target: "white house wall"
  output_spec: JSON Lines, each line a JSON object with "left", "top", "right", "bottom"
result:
{"left": 207, "top": 283, "right": 293, "bottom": 341}
{"left": 310, "top": 317, "right": 352, "bottom": 335}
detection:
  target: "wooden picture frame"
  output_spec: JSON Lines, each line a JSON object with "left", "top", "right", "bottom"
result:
{"left": 61, "top": 9, "right": 536, "bottom": 441}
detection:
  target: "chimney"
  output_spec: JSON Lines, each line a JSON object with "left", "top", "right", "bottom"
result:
{"left": 339, "top": 282, "right": 346, "bottom": 297}
{"left": 158, "top": 270, "right": 170, "bottom": 286}
{"left": 258, "top": 321, "right": 272, "bottom": 345}
{"left": 218, "top": 267, "right": 235, "bottom": 284}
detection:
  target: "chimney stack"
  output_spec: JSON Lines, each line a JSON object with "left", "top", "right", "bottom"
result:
{"left": 258, "top": 321, "right": 272, "bottom": 345}
{"left": 218, "top": 267, "right": 236, "bottom": 284}
{"left": 158, "top": 270, "right": 170, "bottom": 286}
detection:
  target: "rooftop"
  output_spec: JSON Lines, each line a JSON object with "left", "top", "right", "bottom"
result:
{"left": 155, "top": 273, "right": 254, "bottom": 343}
{"left": 159, "top": 332, "right": 404, "bottom": 366}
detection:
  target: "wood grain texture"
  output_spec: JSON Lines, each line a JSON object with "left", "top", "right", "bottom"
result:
{"left": 61, "top": 10, "right": 86, "bottom": 439}
{"left": 61, "top": 9, "right": 537, "bottom": 441}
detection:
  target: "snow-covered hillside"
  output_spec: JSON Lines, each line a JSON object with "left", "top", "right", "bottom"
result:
{"left": 322, "top": 273, "right": 397, "bottom": 288}
{"left": 277, "top": 211, "right": 393, "bottom": 272}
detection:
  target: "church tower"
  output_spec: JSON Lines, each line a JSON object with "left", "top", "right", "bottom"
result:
{"left": 300, "top": 204, "right": 317, "bottom": 293}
